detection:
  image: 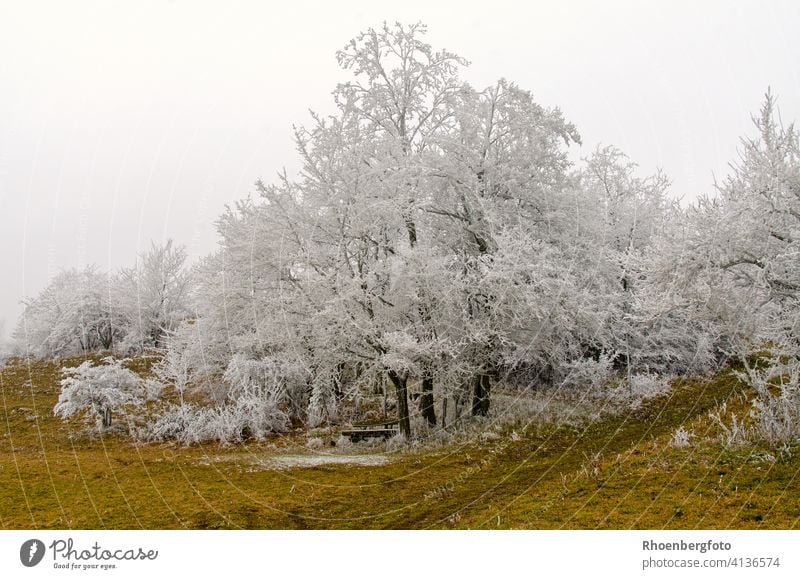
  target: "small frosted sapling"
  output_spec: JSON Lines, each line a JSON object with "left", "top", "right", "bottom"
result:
{"left": 54, "top": 357, "right": 158, "bottom": 430}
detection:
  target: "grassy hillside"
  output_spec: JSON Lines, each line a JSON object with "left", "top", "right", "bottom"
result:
{"left": 1, "top": 356, "right": 798, "bottom": 529}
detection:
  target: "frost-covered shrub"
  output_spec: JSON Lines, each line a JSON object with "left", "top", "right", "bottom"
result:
{"left": 335, "top": 434, "right": 352, "bottom": 448}
{"left": 559, "top": 353, "right": 615, "bottom": 389}
{"left": 627, "top": 373, "right": 672, "bottom": 399}
{"left": 596, "top": 372, "right": 673, "bottom": 408}
{"left": 153, "top": 329, "right": 202, "bottom": 399}
{"left": 224, "top": 354, "right": 309, "bottom": 422}
{"left": 224, "top": 355, "right": 279, "bottom": 396}
{"left": 220, "top": 394, "right": 290, "bottom": 441}
{"left": 740, "top": 355, "right": 800, "bottom": 445}
{"left": 386, "top": 432, "right": 407, "bottom": 451}
{"left": 625, "top": 285, "right": 721, "bottom": 377}
{"left": 141, "top": 378, "right": 165, "bottom": 401}
{"left": 670, "top": 426, "right": 693, "bottom": 448}
{"left": 146, "top": 395, "right": 289, "bottom": 445}
{"left": 707, "top": 401, "right": 750, "bottom": 447}
{"left": 146, "top": 403, "right": 200, "bottom": 443}
{"left": 54, "top": 357, "right": 151, "bottom": 430}
{"left": 307, "top": 369, "right": 340, "bottom": 428}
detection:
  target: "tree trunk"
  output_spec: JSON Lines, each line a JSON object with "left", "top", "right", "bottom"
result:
{"left": 102, "top": 407, "right": 112, "bottom": 429}
{"left": 481, "top": 374, "right": 491, "bottom": 415}
{"left": 471, "top": 373, "right": 491, "bottom": 416}
{"left": 388, "top": 370, "right": 411, "bottom": 439}
{"left": 332, "top": 361, "right": 345, "bottom": 401}
{"left": 419, "top": 375, "right": 436, "bottom": 427}
{"left": 381, "top": 375, "right": 388, "bottom": 419}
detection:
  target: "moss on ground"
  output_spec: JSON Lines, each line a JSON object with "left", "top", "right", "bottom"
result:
{"left": 1, "top": 356, "right": 797, "bottom": 529}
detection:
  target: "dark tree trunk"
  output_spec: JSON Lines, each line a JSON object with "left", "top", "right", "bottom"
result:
{"left": 471, "top": 373, "right": 491, "bottom": 416}
{"left": 419, "top": 375, "right": 436, "bottom": 427}
{"left": 405, "top": 217, "right": 417, "bottom": 248}
{"left": 97, "top": 322, "right": 114, "bottom": 350}
{"left": 388, "top": 370, "right": 411, "bottom": 439}
{"left": 332, "top": 361, "right": 345, "bottom": 401}
{"left": 102, "top": 407, "right": 112, "bottom": 429}
{"left": 481, "top": 374, "right": 491, "bottom": 415}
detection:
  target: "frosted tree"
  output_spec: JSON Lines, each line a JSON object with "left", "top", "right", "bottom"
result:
{"left": 14, "top": 245, "right": 191, "bottom": 359}
{"left": 54, "top": 357, "right": 154, "bottom": 430}
{"left": 113, "top": 240, "right": 192, "bottom": 353}
{"left": 677, "top": 92, "right": 799, "bottom": 348}
{"left": 14, "top": 266, "right": 120, "bottom": 358}
{"left": 160, "top": 22, "right": 591, "bottom": 436}
{"left": 720, "top": 92, "right": 799, "bottom": 439}
{"left": 712, "top": 92, "right": 799, "bottom": 317}
{"left": 670, "top": 92, "right": 800, "bottom": 442}
{"left": 296, "top": 22, "right": 471, "bottom": 433}
{"left": 571, "top": 146, "right": 690, "bottom": 375}
{"left": 225, "top": 22, "right": 475, "bottom": 436}
{"left": 422, "top": 78, "right": 581, "bottom": 412}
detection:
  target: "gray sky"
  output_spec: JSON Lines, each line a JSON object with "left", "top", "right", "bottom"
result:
{"left": 1, "top": 0, "right": 798, "bottom": 338}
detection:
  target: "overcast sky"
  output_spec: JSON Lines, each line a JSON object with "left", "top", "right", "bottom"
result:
{"left": 1, "top": 0, "right": 798, "bottom": 338}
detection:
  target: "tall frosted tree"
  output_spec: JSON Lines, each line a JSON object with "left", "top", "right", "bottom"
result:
{"left": 424, "top": 79, "right": 581, "bottom": 412}
{"left": 690, "top": 92, "right": 799, "bottom": 441}
{"left": 160, "top": 23, "right": 590, "bottom": 436}
{"left": 674, "top": 92, "right": 799, "bottom": 353}
{"left": 114, "top": 240, "right": 192, "bottom": 353}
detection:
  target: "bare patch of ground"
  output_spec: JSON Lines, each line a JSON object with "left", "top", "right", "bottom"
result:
{"left": 256, "top": 454, "right": 393, "bottom": 469}
{"left": 196, "top": 451, "right": 393, "bottom": 470}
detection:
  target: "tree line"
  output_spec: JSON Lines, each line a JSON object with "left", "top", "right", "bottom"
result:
{"left": 13, "top": 23, "right": 799, "bottom": 444}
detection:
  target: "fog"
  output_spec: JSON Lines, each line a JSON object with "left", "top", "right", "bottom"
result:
{"left": 1, "top": 0, "right": 798, "bottom": 338}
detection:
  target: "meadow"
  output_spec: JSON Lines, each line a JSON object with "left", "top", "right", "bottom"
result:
{"left": 1, "top": 356, "right": 797, "bottom": 530}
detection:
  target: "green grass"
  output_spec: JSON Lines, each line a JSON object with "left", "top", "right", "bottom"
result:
{"left": 1, "top": 356, "right": 798, "bottom": 529}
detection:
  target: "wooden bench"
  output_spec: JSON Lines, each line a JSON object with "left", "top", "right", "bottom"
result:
{"left": 341, "top": 419, "right": 400, "bottom": 442}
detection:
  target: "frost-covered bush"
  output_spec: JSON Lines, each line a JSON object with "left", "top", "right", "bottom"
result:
{"left": 627, "top": 373, "right": 672, "bottom": 399}
{"left": 335, "top": 434, "right": 352, "bottom": 448}
{"left": 224, "top": 354, "right": 309, "bottom": 423}
{"left": 224, "top": 355, "right": 280, "bottom": 397}
{"left": 54, "top": 357, "right": 152, "bottom": 430}
{"left": 146, "top": 395, "right": 289, "bottom": 445}
{"left": 308, "top": 374, "right": 338, "bottom": 428}
{"left": 386, "top": 432, "right": 407, "bottom": 451}
{"left": 597, "top": 372, "right": 673, "bottom": 408}
{"left": 670, "top": 426, "right": 693, "bottom": 448}
{"left": 145, "top": 403, "right": 199, "bottom": 443}
{"left": 220, "top": 394, "right": 290, "bottom": 441}
{"left": 153, "top": 320, "right": 230, "bottom": 403}
{"left": 559, "top": 353, "right": 615, "bottom": 389}
{"left": 740, "top": 355, "right": 800, "bottom": 445}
